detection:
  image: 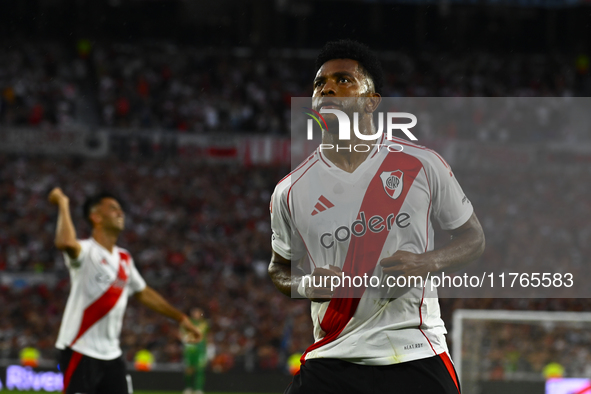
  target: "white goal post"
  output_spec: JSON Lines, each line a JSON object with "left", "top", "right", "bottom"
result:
{"left": 452, "top": 309, "right": 591, "bottom": 385}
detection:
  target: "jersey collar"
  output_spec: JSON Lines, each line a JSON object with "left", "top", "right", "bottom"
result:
{"left": 316, "top": 133, "right": 386, "bottom": 182}
{"left": 90, "top": 237, "right": 119, "bottom": 256}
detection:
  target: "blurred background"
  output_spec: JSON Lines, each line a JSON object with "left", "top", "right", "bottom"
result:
{"left": 1, "top": 0, "right": 591, "bottom": 393}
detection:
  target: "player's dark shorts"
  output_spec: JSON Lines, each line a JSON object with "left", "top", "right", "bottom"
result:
{"left": 59, "top": 347, "right": 132, "bottom": 394}
{"left": 285, "top": 353, "right": 461, "bottom": 394}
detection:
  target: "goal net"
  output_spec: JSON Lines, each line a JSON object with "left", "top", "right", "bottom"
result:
{"left": 452, "top": 310, "right": 591, "bottom": 394}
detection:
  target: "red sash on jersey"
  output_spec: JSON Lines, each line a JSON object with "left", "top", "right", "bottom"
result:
{"left": 300, "top": 152, "right": 423, "bottom": 365}
{"left": 69, "top": 252, "right": 130, "bottom": 347}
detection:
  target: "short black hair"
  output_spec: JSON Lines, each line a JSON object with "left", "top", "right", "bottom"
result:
{"left": 315, "top": 39, "right": 384, "bottom": 94}
{"left": 83, "top": 192, "right": 122, "bottom": 226}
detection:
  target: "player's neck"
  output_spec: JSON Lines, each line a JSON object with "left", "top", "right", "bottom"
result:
{"left": 92, "top": 228, "right": 119, "bottom": 253}
{"left": 322, "top": 146, "right": 371, "bottom": 173}
{"left": 321, "top": 119, "right": 374, "bottom": 173}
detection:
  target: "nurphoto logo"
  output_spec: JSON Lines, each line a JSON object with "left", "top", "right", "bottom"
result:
{"left": 303, "top": 107, "right": 418, "bottom": 141}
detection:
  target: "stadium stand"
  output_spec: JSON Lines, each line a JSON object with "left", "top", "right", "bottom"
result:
{"left": 4, "top": 42, "right": 587, "bottom": 140}
{"left": 2, "top": 42, "right": 591, "bottom": 378}
{"left": 0, "top": 42, "right": 80, "bottom": 127}
{"left": 1, "top": 154, "right": 591, "bottom": 376}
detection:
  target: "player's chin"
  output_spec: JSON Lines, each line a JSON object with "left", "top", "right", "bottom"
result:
{"left": 320, "top": 113, "right": 339, "bottom": 125}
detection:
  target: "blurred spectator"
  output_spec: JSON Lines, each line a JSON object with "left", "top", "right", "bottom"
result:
{"left": 460, "top": 318, "right": 591, "bottom": 381}
{"left": 0, "top": 155, "right": 312, "bottom": 371}
{"left": 2, "top": 40, "right": 591, "bottom": 375}
{"left": 0, "top": 42, "right": 79, "bottom": 127}
{"left": 2, "top": 41, "right": 585, "bottom": 141}
{"left": 0, "top": 154, "right": 590, "bottom": 376}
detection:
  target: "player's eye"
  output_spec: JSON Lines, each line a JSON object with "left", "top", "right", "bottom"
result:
{"left": 339, "top": 77, "right": 350, "bottom": 83}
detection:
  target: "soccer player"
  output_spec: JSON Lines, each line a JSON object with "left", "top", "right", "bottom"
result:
{"left": 48, "top": 187, "right": 202, "bottom": 394}
{"left": 182, "top": 307, "right": 209, "bottom": 394}
{"left": 268, "top": 40, "right": 485, "bottom": 394}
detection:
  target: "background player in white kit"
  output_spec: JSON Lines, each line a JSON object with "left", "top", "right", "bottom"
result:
{"left": 48, "top": 188, "right": 202, "bottom": 394}
{"left": 268, "top": 40, "right": 486, "bottom": 394}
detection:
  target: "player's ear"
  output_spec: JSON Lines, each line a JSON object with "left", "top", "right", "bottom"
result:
{"left": 89, "top": 209, "right": 102, "bottom": 226}
{"left": 365, "top": 93, "right": 381, "bottom": 114}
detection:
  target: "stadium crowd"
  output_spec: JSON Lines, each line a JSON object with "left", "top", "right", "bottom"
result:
{"left": 0, "top": 155, "right": 312, "bottom": 371}
{"left": 460, "top": 310, "right": 591, "bottom": 381}
{"left": 90, "top": 44, "right": 587, "bottom": 137}
{"left": 0, "top": 42, "right": 81, "bottom": 127}
{"left": 0, "top": 153, "right": 590, "bottom": 378}
{"left": 2, "top": 40, "right": 591, "bottom": 378}
{"left": 3, "top": 41, "right": 590, "bottom": 141}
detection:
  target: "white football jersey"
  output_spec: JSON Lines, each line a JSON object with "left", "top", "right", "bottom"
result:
{"left": 56, "top": 238, "right": 146, "bottom": 360}
{"left": 271, "top": 136, "right": 473, "bottom": 365}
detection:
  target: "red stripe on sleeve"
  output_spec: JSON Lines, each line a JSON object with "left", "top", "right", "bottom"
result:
{"left": 287, "top": 160, "right": 319, "bottom": 215}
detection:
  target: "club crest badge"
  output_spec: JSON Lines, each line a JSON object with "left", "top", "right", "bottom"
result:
{"left": 380, "top": 170, "right": 404, "bottom": 200}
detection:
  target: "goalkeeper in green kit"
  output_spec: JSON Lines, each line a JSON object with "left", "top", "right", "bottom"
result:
{"left": 182, "top": 308, "right": 209, "bottom": 394}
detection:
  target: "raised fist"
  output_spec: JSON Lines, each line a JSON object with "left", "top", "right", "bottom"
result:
{"left": 48, "top": 187, "right": 69, "bottom": 205}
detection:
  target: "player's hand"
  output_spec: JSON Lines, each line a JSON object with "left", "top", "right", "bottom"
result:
{"left": 48, "top": 187, "right": 69, "bottom": 205}
{"left": 380, "top": 250, "right": 433, "bottom": 279}
{"left": 304, "top": 265, "right": 342, "bottom": 302}
{"left": 179, "top": 315, "right": 203, "bottom": 343}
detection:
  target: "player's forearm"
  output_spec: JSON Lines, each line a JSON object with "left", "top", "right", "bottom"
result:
{"left": 425, "top": 215, "right": 485, "bottom": 273}
{"left": 135, "top": 286, "right": 186, "bottom": 322}
{"left": 54, "top": 200, "right": 78, "bottom": 250}
{"left": 268, "top": 260, "right": 305, "bottom": 297}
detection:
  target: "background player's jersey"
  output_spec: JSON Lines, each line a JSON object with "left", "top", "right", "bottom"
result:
{"left": 56, "top": 238, "right": 146, "bottom": 360}
{"left": 270, "top": 137, "right": 473, "bottom": 366}
{"left": 183, "top": 318, "right": 209, "bottom": 347}
{"left": 183, "top": 319, "right": 209, "bottom": 367}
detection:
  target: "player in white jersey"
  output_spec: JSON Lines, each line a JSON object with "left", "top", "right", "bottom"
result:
{"left": 48, "top": 188, "right": 202, "bottom": 394}
{"left": 268, "top": 40, "right": 485, "bottom": 394}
